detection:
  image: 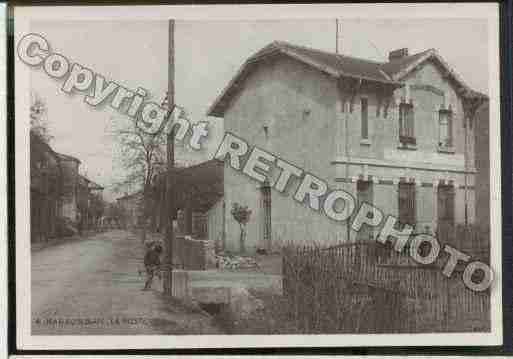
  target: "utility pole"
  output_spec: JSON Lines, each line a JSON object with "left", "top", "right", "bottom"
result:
{"left": 335, "top": 19, "right": 339, "bottom": 54}
{"left": 163, "top": 19, "right": 175, "bottom": 296}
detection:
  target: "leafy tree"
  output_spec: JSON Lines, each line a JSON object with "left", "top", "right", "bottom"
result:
{"left": 231, "top": 203, "right": 252, "bottom": 254}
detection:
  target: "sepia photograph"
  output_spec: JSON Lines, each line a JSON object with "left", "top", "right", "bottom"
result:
{"left": 14, "top": 4, "right": 501, "bottom": 349}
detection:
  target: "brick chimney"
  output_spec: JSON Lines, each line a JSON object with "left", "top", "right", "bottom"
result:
{"left": 388, "top": 48, "right": 409, "bottom": 61}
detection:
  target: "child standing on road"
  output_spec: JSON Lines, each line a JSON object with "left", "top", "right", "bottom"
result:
{"left": 143, "top": 243, "right": 163, "bottom": 290}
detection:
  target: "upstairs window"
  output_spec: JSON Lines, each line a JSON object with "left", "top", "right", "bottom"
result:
{"left": 398, "top": 182, "right": 416, "bottom": 225}
{"left": 438, "top": 109, "right": 453, "bottom": 148}
{"left": 399, "top": 102, "right": 415, "bottom": 145}
{"left": 361, "top": 98, "right": 369, "bottom": 139}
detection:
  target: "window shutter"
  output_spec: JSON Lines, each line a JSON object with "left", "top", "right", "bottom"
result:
{"left": 399, "top": 104, "right": 404, "bottom": 137}
{"left": 408, "top": 106, "right": 415, "bottom": 138}
{"left": 361, "top": 98, "right": 368, "bottom": 139}
{"left": 399, "top": 182, "right": 416, "bottom": 225}
{"left": 448, "top": 111, "right": 453, "bottom": 147}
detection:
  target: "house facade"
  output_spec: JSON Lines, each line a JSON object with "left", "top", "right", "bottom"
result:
{"left": 30, "top": 132, "right": 104, "bottom": 242}
{"left": 78, "top": 175, "right": 105, "bottom": 229}
{"left": 207, "top": 41, "right": 488, "bottom": 253}
{"left": 30, "top": 132, "right": 63, "bottom": 242}
{"left": 116, "top": 192, "right": 143, "bottom": 229}
{"left": 56, "top": 152, "right": 81, "bottom": 222}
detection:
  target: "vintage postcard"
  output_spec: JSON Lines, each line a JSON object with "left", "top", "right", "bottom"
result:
{"left": 14, "top": 3, "right": 501, "bottom": 350}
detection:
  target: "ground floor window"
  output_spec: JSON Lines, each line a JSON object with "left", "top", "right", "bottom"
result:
{"left": 437, "top": 184, "right": 456, "bottom": 246}
{"left": 438, "top": 184, "right": 455, "bottom": 224}
{"left": 398, "top": 182, "right": 416, "bottom": 226}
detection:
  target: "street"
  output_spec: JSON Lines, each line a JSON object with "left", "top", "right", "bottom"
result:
{"left": 31, "top": 230, "right": 221, "bottom": 335}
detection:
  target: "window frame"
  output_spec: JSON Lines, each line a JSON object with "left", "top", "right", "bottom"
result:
{"left": 398, "top": 181, "right": 416, "bottom": 226}
{"left": 360, "top": 97, "right": 369, "bottom": 140}
{"left": 438, "top": 108, "right": 454, "bottom": 149}
{"left": 399, "top": 102, "right": 416, "bottom": 146}
{"left": 437, "top": 184, "right": 455, "bottom": 223}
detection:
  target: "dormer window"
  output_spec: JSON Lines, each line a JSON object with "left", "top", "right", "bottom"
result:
{"left": 438, "top": 108, "right": 453, "bottom": 149}
{"left": 399, "top": 102, "right": 415, "bottom": 145}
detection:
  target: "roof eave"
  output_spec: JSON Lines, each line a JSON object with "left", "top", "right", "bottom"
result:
{"left": 391, "top": 50, "right": 484, "bottom": 99}
{"left": 208, "top": 48, "right": 401, "bottom": 117}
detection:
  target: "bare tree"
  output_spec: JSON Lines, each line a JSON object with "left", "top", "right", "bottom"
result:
{"left": 30, "top": 92, "right": 52, "bottom": 144}
{"left": 110, "top": 95, "right": 193, "bottom": 240}
{"left": 110, "top": 112, "right": 166, "bottom": 241}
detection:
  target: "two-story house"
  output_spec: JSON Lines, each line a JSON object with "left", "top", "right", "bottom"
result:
{"left": 207, "top": 41, "right": 488, "bottom": 253}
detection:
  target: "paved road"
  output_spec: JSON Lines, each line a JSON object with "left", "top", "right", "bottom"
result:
{"left": 31, "top": 230, "right": 221, "bottom": 335}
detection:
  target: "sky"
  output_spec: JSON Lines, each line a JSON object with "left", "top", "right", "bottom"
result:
{"left": 28, "top": 18, "right": 489, "bottom": 201}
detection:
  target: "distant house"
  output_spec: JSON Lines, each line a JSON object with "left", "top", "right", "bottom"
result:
{"left": 146, "top": 160, "right": 224, "bottom": 239}
{"left": 116, "top": 191, "right": 143, "bottom": 229}
{"left": 30, "top": 132, "right": 103, "bottom": 242}
{"left": 55, "top": 152, "right": 81, "bottom": 223}
{"left": 78, "top": 175, "right": 105, "bottom": 229}
{"left": 206, "top": 41, "right": 488, "bottom": 253}
{"left": 30, "top": 132, "right": 63, "bottom": 242}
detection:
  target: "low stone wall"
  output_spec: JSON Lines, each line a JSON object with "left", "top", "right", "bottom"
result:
{"left": 173, "top": 235, "right": 216, "bottom": 270}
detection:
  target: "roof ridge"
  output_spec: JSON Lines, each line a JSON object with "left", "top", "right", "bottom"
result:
{"left": 208, "top": 40, "right": 403, "bottom": 117}
{"left": 336, "top": 52, "right": 385, "bottom": 65}
{"left": 275, "top": 40, "right": 386, "bottom": 65}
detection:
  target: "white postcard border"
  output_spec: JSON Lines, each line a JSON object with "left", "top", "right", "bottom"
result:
{"left": 14, "top": 3, "right": 502, "bottom": 350}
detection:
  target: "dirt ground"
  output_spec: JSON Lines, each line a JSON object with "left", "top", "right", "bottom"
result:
{"left": 31, "top": 230, "right": 222, "bottom": 335}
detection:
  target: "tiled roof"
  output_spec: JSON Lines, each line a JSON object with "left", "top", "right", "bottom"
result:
{"left": 79, "top": 174, "right": 104, "bottom": 190}
{"left": 55, "top": 152, "right": 81, "bottom": 164}
{"left": 208, "top": 41, "right": 400, "bottom": 117}
{"left": 154, "top": 159, "right": 224, "bottom": 212}
{"left": 263, "top": 41, "right": 394, "bottom": 84}
{"left": 30, "top": 131, "right": 55, "bottom": 157}
{"left": 208, "top": 41, "right": 485, "bottom": 117}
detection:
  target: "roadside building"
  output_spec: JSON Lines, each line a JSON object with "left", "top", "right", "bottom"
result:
{"left": 77, "top": 175, "right": 105, "bottom": 230}
{"left": 30, "top": 132, "right": 63, "bottom": 242}
{"left": 116, "top": 191, "right": 144, "bottom": 229}
{"left": 206, "top": 41, "right": 488, "bottom": 253}
{"left": 30, "top": 133, "right": 103, "bottom": 242}
{"left": 88, "top": 180, "right": 105, "bottom": 229}
{"left": 148, "top": 160, "right": 223, "bottom": 240}
{"left": 55, "top": 152, "right": 81, "bottom": 223}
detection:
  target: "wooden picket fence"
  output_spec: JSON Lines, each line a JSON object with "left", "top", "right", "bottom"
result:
{"left": 282, "top": 241, "right": 490, "bottom": 333}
